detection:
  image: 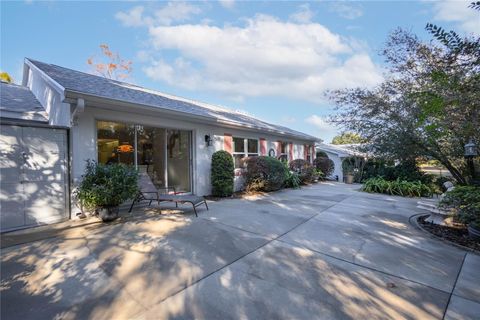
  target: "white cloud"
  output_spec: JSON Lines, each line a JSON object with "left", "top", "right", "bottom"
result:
{"left": 119, "top": 11, "right": 382, "bottom": 102}
{"left": 305, "top": 115, "right": 339, "bottom": 140}
{"left": 219, "top": 0, "right": 235, "bottom": 9}
{"left": 289, "top": 4, "right": 314, "bottom": 24}
{"left": 431, "top": 1, "right": 480, "bottom": 34}
{"left": 115, "top": 6, "right": 148, "bottom": 27}
{"left": 329, "top": 3, "right": 363, "bottom": 20}
{"left": 115, "top": 2, "right": 201, "bottom": 27}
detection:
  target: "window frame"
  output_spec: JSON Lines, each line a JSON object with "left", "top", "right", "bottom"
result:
{"left": 232, "top": 137, "right": 259, "bottom": 168}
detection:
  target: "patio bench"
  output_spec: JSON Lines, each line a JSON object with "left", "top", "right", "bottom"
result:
{"left": 129, "top": 172, "right": 208, "bottom": 216}
{"left": 155, "top": 194, "right": 208, "bottom": 217}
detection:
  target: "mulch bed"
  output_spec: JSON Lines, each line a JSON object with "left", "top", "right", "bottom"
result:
{"left": 418, "top": 215, "right": 480, "bottom": 252}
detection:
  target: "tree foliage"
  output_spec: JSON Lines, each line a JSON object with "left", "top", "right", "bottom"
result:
{"left": 87, "top": 44, "right": 133, "bottom": 80}
{"left": 328, "top": 16, "right": 479, "bottom": 184}
{"left": 0, "top": 72, "right": 13, "bottom": 83}
{"left": 331, "top": 132, "right": 364, "bottom": 145}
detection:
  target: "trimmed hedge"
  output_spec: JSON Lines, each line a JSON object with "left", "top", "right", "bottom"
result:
{"left": 313, "top": 157, "right": 334, "bottom": 178}
{"left": 289, "top": 159, "right": 315, "bottom": 184}
{"left": 211, "top": 150, "right": 234, "bottom": 197}
{"left": 245, "top": 156, "right": 286, "bottom": 192}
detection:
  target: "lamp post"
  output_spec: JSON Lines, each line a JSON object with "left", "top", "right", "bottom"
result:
{"left": 465, "top": 138, "right": 478, "bottom": 184}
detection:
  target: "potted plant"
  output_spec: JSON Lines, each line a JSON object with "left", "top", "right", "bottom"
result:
{"left": 342, "top": 159, "right": 355, "bottom": 184}
{"left": 75, "top": 160, "right": 139, "bottom": 222}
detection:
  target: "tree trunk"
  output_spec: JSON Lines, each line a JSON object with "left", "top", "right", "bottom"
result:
{"left": 440, "top": 160, "right": 467, "bottom": 185}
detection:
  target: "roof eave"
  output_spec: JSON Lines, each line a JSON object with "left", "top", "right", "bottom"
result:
{"left": 64, "top": 89, "right": 318, "bottom": 142}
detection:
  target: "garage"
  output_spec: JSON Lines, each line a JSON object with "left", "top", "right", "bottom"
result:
{"left": 0, "top": 83, "right": 69, "bottom": 232}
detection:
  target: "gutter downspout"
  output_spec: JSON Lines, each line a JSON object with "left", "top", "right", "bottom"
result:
{"left": 70, "top": 98, "right": 85, "bottom": 126}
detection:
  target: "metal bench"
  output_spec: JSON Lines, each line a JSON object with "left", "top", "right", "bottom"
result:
{"left": 155, "top": 194, "right": 208, "bottom": 217}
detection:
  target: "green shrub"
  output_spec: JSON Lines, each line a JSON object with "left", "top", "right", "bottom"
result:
{"left": 393, "top": 160, "right": 433, "bottom": 185}
{"left": 75, "top": 160, "right": 139, "bottom": 210}
{"left": 284, "top": 162, "right": 301, "bottom": 189}
{"left": 245, "top": 156, "right": 286, "bottom": 192}
{"left": 362, "top": 159, "right": 433, "bottom": 184}
{"left": 289, "top": 159, "right": 315, "bottom": 184}
{"left": 362, "top": 177, "right": 434, "bottom": 197}
{"left": 313, "top": 157, "right": 334, "bottom": 178}
{"left": 211, "top": 150, "right": 235, "bottom": 197}
{"left": 440, "top": 186, "right": 480, "bottom": 228}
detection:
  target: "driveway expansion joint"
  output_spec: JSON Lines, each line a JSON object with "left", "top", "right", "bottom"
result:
{"left": 442, "top": 252, "right": 468, "bottom": 320}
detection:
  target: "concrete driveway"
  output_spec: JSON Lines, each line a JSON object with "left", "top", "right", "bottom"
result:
{"left": 1, "top": 182, "right": 479, "bottom": 319}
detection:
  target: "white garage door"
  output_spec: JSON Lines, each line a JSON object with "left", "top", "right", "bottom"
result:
{"left": 0, "top": 125, "right": 68, "bottom": 232}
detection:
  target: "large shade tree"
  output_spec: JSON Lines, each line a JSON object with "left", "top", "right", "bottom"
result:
{"left": 328, "top": 8, "right": 479, "bottom": 184}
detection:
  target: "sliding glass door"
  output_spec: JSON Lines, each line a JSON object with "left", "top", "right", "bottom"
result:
{"left": 167, "top": 130, "right": 191, "bottom": 193}
{"left": 137, "top": 126, "right": 167, "bottom": 188}
{"left": 96, "top": 121, "right": 192, "bottom": 193}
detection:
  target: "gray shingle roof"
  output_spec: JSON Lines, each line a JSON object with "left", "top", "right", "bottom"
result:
{"left": 0, "top": 82, "right": 48, "bottom": 122}
{"left": 27, "top": 58, "right": 318, "bottom": 141}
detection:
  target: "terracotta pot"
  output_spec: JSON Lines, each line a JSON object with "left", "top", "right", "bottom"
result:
{"left": 345, "top": 174, "right": 354, "bottom": 184}
{"left": 96, "top": 206, "right": 120, "bottom": 222}
{"left": 467, "top": 225, "right": 480, "bottom": 240}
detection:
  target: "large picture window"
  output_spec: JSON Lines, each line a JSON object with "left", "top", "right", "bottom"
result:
{"left": 232, "top": 137, "right": 258, "bottom": 168}
{"left": 97, "top": 121, "right": 192, "bottom": 193}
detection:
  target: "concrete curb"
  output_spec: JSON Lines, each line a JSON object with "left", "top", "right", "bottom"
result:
{"left": 409, "top": 213, "right": 479, "bottom": 255}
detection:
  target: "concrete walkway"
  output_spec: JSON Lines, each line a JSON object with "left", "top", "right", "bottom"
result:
{"left": 1, "top": 183, "right": 479, "bottom": 319}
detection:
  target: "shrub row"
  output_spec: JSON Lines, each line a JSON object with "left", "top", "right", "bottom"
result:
{"left": 362, "top": 177, "right": 434, "bottom": 197}
{"left": 362, "top": 159, "right": 433, "bottom": 184}
{"left": 211, "top": 151, "right": 323, "bottom": 195}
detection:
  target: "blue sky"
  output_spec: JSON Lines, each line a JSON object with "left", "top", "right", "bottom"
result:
{"left": 1, "top": 1, "right": 478, "bottom": 142}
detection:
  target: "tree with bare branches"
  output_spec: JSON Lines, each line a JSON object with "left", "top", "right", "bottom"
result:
{"left": 87, "top": 44, "right": 132, "bottom": 80}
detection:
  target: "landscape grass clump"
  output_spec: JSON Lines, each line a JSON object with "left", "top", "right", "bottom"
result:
{"left": 362, "top": 177, "right": 434, "bottom": 197}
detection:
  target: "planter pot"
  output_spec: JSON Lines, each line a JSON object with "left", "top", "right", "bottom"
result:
{"left": 96, "top": 206, "right": 120, "bottom": 222}
{"left": 467, "top": 225, "right": 480, "bottom": 240}
{"left": 345, "top": 174, "right": 354, "bottom": 184}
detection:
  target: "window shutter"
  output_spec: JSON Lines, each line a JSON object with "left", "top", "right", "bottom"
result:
{"left": 260, "top": 138, "right": 267, "bottom": 156}
{"left": 224, "top": 134, "right": 233, "bottom": 153}
{"left": 289, "top": 143, "right": 294, "bottom": 160}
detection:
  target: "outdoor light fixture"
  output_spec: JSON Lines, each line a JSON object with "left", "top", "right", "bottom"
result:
{"left": 205, "top": 134, "right": 212, "bottom": 147}
{"left": 464, "top": 139, "right": 478, "bottom": 158}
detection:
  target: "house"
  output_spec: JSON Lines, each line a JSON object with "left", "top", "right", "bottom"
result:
{"left": 316, "top": 143, "right": 365, "bottom": 182}
{"left": 0, "top": 58, "right": 318, "bottom": 232}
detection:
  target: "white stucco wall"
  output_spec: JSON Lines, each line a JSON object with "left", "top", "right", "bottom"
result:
{"left": 71, "top": 106, "right": 315, "bottom": 197}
